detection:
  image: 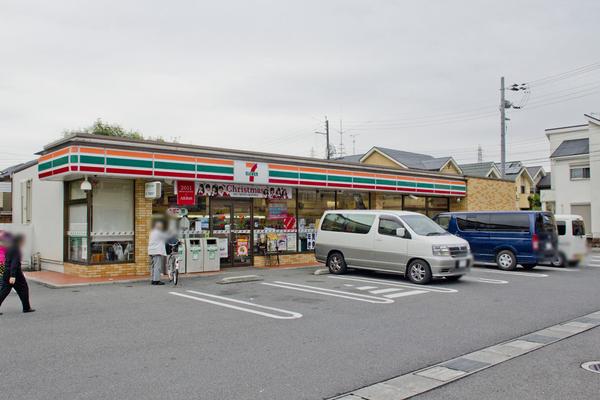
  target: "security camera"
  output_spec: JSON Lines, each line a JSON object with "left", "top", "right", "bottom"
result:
{"left": 80, "top": 177, "right": 92, "bottom": 192}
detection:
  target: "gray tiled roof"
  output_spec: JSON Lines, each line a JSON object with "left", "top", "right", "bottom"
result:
{"left": 537, "top": 173, "right": 551, "bottom": 189}
{"left": 0, "top": 160, "right": 37, "bottom": 179}
{"left": 458, "top": 162, "right": 497, "bottom": 178}
{"left": 526, "top": 166, "right": 544, "bottom": 179}
{"left": 338, "top": 147, "right": 454, "bottom": 171}
{"left": 550, "top": 138, "right": 589, "bottom": 158}
{"left": 495, "top": 161, "right": 523, "bottom": 175}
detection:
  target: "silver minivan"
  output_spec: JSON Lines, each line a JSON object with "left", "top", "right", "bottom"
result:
{"left": 315, "top": 210, "right": 473, "bottom": 284}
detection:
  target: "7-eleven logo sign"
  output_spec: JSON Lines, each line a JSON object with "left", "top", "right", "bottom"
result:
{"left": 245, "top": 162, "right": 259, "bottom": 182}
{"left": 234, "top": 160, "right": 268, "bottom": 184}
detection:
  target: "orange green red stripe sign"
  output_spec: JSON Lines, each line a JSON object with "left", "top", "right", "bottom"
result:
{"left": 38, "top": 145, "right": 466, "bottom": 196}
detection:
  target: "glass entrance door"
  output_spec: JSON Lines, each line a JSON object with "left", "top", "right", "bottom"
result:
{"left": 211, "top": 199, "right": 253, "bottom": 267}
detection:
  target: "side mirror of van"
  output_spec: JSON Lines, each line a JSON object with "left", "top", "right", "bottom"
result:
{"left": 396, "top": 227, "right": 406, "bottom": 238}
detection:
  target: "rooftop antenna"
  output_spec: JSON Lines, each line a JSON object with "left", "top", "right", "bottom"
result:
{"left": 477, "top": 145, "right": 483, "bottom": 162}
{"left": 350, "top": 134, "right": 359, "bottom": 155}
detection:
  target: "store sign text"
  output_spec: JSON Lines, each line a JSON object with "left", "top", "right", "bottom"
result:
{"left": 197, "top": 182, "right": 292, "bottom": 199}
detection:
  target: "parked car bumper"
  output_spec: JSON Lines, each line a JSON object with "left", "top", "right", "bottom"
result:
{"left": 425, "top": 255, "right": 473, "bottom": 277}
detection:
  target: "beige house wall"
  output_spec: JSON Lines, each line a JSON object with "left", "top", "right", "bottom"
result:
{"left": 440, "top": 162, "right": 461, "bottom": 175}
{"left": 450, "top": 177, "right": 516, "bottom": 212}
{"left": 515, "top": 173, "right": 533, "bottom": 210}
{"left": 361, "top": 152, "right": 403, "bottom": 168}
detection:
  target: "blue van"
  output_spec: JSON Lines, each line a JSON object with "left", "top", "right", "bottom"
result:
{"left": 434, "top": 211, "right": 558, "bottom": 270}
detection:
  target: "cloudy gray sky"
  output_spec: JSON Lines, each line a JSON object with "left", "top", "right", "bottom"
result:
{"left": 1, "top": 0, "right": 599, "bottom": 170}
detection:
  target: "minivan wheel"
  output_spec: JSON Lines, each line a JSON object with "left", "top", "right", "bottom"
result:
{"left": 551, "top": 253, "right": 565, "bottom": 268}
{"left": 407, "top": 260, "right": 432, "bottom": 284}
{"left": 496, "top": 250, "right": 517, "bottom": 271}
{"left": 327, "top": 252, "right": 347, "bottom": 274}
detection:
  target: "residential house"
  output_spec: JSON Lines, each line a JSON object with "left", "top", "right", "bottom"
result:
{"left": 341, "top": 147, "right": 515, "bottom": 212}
{"left": 458, "top": 162, "right": 501, "bottom": 179}
{"left": 542, "top": 113, "right": 600, "bottom": 242}
{"left": 0, "top": 160, "right": 38, "bottom": 223}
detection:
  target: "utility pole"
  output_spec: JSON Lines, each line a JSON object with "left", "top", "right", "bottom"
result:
{"left": 500, "top": 76, "right": 506, "bottom": 178}
{"left": 315, "top": 116, "right": 330, "bottom": 160}
{"left": 477, "top": 145, "right": 483, "bottom": 163}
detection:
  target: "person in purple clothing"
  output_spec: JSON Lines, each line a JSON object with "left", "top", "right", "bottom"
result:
{"left": 0, "top": 234, "right": 35, "bottom": 315}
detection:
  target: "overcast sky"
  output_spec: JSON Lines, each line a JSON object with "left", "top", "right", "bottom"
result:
{"left": 1, "top": 0, "right": 600, "bottom": 170}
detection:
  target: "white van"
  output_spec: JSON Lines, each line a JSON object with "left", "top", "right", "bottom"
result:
{"left": 315, "top": 210, "right": 473, "bottom": 284}
{"left": 551, "top": 214, "right": 587, "bottom": 267}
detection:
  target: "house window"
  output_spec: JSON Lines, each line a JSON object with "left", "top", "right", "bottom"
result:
{"left": 570, "top": 165, "right": 590, "bottom": 180}
{"left": 520, "top": 185, "right": 526, "bottom": 194}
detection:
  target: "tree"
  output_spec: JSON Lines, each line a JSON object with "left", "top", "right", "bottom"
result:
{"left": 64, "top": 118, "right": 143, "bottom": 140}
{"left": 528, "top": 193, "right": 541, "bottom": 210}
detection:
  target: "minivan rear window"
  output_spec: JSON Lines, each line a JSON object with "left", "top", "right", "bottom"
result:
{"left": 535, "top": 213, "right": 556, "bottom": 234}
{"left": 321, "top": 213, "right": 375, "bottom": 234}
{"left": 572, "top": 220, "right": 585, "bottom": 236}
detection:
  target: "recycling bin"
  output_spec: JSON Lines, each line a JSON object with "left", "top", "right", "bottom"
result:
{"left": 185, "top": 235, "right": 205, "bottom": 273}
{"left": 203, "top": 238, "right": 220, "bottom": 272}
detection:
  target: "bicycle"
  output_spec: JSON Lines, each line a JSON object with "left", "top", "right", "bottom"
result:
{"left": 166, "top": 239, "right": 181, "bottom": 286}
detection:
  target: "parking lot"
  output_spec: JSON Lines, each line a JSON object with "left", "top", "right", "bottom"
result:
{"left": 2, "top": 258, "right": 600, "bottom": 400}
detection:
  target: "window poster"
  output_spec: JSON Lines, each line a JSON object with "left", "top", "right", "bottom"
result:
{"left": 286, "top": 233, "right": 297, "bottom": 252}
{"left": 217, "top": 238, "right": 229, "bottom": 258}
{"left": 268, "top": 201, "right": 288, "bottom": 220}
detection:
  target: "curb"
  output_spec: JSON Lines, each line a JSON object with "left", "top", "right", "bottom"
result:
{"left": 216, "top": 275, "right": 264, "bottom": 284}
{"left": 330, "top": 310, "right": 600, "bottom": 400}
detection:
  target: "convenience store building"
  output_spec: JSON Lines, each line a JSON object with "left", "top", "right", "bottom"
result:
{"left": 21, "top": 133, "right": 511, "bottom": 277}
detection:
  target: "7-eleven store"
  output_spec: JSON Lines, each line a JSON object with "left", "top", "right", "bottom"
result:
{"left": 36, "top": 133, "right": 467, "bottom": 277}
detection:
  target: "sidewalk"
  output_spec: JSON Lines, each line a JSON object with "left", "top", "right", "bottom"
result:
{"left": 25, "top": 263, "right": 321, "bottom": 289}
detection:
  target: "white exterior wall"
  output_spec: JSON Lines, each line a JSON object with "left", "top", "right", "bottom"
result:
{"left": 546, "top": 117, "right": 600, "bottom": 239}
{"left": 11, "top": 164, "right": 64, "bottom": 272}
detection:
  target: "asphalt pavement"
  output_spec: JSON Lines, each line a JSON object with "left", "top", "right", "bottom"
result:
{"left": 1, "top": 261, "right": 599, "bottom": 400}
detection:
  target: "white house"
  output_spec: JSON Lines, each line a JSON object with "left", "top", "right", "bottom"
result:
{"left": 542, "top": 113, "right": 600, "bottom": 241}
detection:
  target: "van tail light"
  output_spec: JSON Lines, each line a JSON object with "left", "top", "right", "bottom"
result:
{"left": 532, "top": 233, "right": 539, "bottom": 251}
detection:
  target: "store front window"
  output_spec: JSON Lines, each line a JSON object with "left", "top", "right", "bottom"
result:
{"left": 336, "top": 191, "right": 369, "bottom": 210}
{"left": 297, "top": 189, "right": 335, "bottom": 252}
{"left": 65, "top": 178, "right": 135, "bottom": 264}
{"left": 253, "top": 197, "right": 297, "bottom": 255}
{"left": 403, "top": 195, "right": 427, "bottom": 214}
{"left": 373, "top": 193, "right": 403, "bottom": 210}
{"left": 90, "top": 180, "right": 134, "bottom": 263}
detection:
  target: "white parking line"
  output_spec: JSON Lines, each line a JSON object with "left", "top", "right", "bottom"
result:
{"left": 532, "top": 266, "right": 579, "bottom": 272}
{"left": 473, "top": 269, "right": 548, "bottom": 278}
{"left": 356, "top": 285, "right": 378, "bottom": 290}
{"left": 170, "top": 291, "right": 303, "bottom": 320}
{"left": 262, "top": 281, "right": 394, "bottom": 304}
{"left": 462, "top": 276, "right": 508, "bottom": 284}
{"left": 384, "top": 290, "right": 428, "bottom": 298}
{"left": 328, "top": 275, "right": 459, "bottom": 293}
{"left": 370, "top": 288, "right": 404, "bottom": 294}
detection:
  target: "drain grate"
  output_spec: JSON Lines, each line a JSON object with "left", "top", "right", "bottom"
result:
{"left": 581, "top": 361, "right": 600, "bottom": 374}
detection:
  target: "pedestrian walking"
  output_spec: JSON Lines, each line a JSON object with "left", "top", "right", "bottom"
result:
{"left": 0, "top": 234, "right": 35, "bottom": 315}
{"left": 148, "top": 221, "right": 168, "bottom": 286}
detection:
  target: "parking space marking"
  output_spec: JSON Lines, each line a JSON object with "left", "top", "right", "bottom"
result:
{"left": 473, "top": 268, "right": 548, "bottom": 278}
{"left": 356, "top": 286, "right": 378, "bottom": 290}
{"left": 384, "top": 290, "right": 428, "bottom": 298}
{"left": 169, "top": 291, "right": 303, "bottom": 320}
{"left": 328, "top": 276, "right": 458, "bottom": 293}
{"left": 370, "top": 288, "right": 404, "bottom": 294}
{"left": 461, "top": 276, "right": 508, "bottom": 284}
{"left": 262, "top": 281, "right": 394, "bottom": 304}
{"left": 533, "top": 266, "right": 580, "bottom": 273}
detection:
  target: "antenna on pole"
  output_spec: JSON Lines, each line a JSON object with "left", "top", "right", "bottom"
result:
{"left": 337, "top": 119, "right": 344, "bottom": 157}
{"left": 477, "top": 145, "right": 483, "bottom": 162}
{"left": 349, "top": 134, "right": 359, "bottom": 155}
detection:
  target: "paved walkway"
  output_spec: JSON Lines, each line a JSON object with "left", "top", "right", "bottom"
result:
{"left": 25, "top": 263, "right": 320, "bottom": 288}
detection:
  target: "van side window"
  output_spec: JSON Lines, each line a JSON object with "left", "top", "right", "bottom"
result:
{"left": 556, "top": 221, "right": 566, "bottom": 236}
{"left": 321, "top": 213, "right": 375, "bottom": 234}
{"left": 378, "top": 218, "right": 406, "bottom": 237}
{"left": 457, "top": 214, "right": 489, "bottom": 231}
{"left": 488, "top": 213, "right": 530, "bottom": 232}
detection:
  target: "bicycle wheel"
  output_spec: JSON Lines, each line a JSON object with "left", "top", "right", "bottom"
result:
{"left": 172, "top": 268, "right": 179, "bottom": 286}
